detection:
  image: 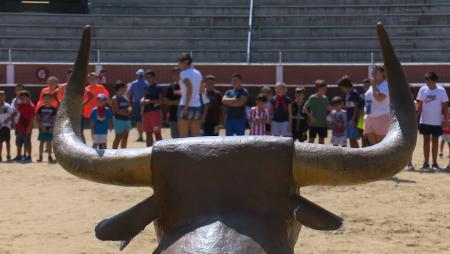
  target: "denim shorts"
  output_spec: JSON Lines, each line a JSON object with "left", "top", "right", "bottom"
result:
{"left": 114, "top": 118, "right": 131, "bottom": 134}
{"left": 177, "top": 106, "right": 202, "bottom": 121}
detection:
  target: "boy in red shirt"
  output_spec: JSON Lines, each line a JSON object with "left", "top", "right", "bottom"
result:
{"left": 248, "top": 94, "right": 269, "bottom": 135}
{"left": 14, "top": 90, "right": 35, "bottom": 162}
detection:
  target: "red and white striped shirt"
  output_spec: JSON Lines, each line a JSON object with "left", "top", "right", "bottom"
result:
{"left": 249, "top": 106, "right": 268, "bottom": 135}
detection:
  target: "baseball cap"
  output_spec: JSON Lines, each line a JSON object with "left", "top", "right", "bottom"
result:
{"left": 97, "top": 93, "right": 107, "bottom": 100}
{"left": 136, "top": 69, "right": 145, "bottom": 76}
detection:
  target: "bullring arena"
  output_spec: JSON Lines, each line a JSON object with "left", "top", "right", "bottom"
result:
{"left": 1, "top": 1, "right": 450, "bottom": 254}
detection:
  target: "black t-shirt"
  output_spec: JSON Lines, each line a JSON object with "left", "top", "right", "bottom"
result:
{"left": 205, "top": 89, "right": 223, "bottom": 125}
{"left": 291, "top": 101, "right": 308, "bottom": 132}
{"left": 224, "top": 88, "right": 249, "bottom": 120}
{"left": 270, "top": 95, "right": 292, "bottom": 122}
{"left": 165, "top": 83, "right": 181, "bottom": 121}
{"left": 37, "top": 105, "right": 57, "bottom": 130}
{"left": 113, "top": 95, "right": 130, "bottom": 120}
{"left": 143, "top": 83, "right": 163, "bottom": 113}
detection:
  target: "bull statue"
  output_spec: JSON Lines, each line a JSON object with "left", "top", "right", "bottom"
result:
{"left": 53, "top": 23, "right": 417, "bottom": 253}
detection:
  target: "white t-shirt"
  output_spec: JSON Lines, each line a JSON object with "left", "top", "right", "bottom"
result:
{"left": 364, "top": 80, "right": 390, "bottom": 117}
{"left": 11, "top": 97, "right": 21, "bottom": 124}
{"left": 417, "top": 85, "right": 449, "bottom": 125}
{"left": 179, "top": 67, "right": 203, "bottom": 107}
{"left": 0, "top": 102, "right": 15, "bottom": 129}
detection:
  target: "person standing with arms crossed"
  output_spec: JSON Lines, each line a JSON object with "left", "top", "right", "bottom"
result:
{"left": 222, "top": 73, "right": 249, "bottom": 136}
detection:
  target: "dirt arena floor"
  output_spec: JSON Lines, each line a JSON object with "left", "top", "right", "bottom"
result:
{"left": 1, "top": 128, "right": 449, "bottom": 254}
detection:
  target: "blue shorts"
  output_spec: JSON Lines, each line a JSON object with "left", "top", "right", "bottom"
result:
{"left": 177, "top": 106, "right": 202, "bottom": 121}
{"left": 114, "top": 118, "right": 131, "bottom": 134}
{"left": 346, "top": 124, "right": 361, "bottom": 140}
{"left": 38, "top": 131, "right": 53, "bottom": 141}
{"left": 225, "top": 118, "right": 246, "bottom": 136}
{"left": 131, "top": 102, "right": 142, "bottom": 122}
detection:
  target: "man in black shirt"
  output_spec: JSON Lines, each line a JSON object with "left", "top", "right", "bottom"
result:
{"left": 164, "top": 67, "right": 181, "bottom": 138}
{"left": 203, "top": 75, "right": 223, "bottom": 136}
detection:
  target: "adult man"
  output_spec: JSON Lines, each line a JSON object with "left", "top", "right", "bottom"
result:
{"left": 222, "top": 73, "right": 248, "bottom": 136}
{"left": 177, "top": 54, "right": 203, "bottom": 138}
{"left": 364, "top": 66, "right": 390, "bottom": 146}
{"left": 141, "top": 70, "right": 163, "bottom": 147}
{"left": 164, "top": 67, "right": 181, "bottom": 138}
{"left": 201, "top": 75, "right": 223, "bottom": 136}
{"left": 416, "top": 71, "right": 449, "bottom": 171}
{"left": 127, "top": 69, "right": 149, "bottom": 142}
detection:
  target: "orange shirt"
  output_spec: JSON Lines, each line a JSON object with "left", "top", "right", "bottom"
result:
{"left": 56, "top": 83, "right": 67, "bottom": 101}
{"left": 82, "top": 84, "right": 110, "bottom": 118}
{"left": 36, "top": 86, "right": 59, "bottom": 112}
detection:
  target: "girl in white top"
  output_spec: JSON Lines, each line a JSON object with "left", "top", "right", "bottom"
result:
{"left": 364, "top": 66, "right": 391, "bottom": 145}
{"left": 177, "top": 53, "right": 204, "bottom": 137}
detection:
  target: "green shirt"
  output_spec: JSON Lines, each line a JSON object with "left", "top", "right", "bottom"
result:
{"left": 305, "top": 94, "right": 329, "bottom": 127}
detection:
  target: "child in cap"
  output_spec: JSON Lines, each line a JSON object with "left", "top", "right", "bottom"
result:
{"left": 89, "top": 93, "right": 112, "bottom": 149}
{"left": 36, "top": 92, "right": 57, "bottom": 162}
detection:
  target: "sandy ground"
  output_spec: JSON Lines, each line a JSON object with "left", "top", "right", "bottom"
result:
{"left": 0, "top": 129, "right": 449, "bottom": 254}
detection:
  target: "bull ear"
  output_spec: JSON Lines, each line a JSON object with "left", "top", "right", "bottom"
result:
{"left": 95, "top": 196, "right": 159, "bottom": 246}
{"left": 53, "top": 25, "right": 153, "bottom": 187}
{"left": 291, "top": 195, "right": 343, "bottom": 231}
{"left": 292, "top": 23, "right": 417, "bottom": 186}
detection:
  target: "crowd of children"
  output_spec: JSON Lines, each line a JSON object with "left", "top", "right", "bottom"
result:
{"left": 1, "top": 60, "right": 450, "bottom": 173}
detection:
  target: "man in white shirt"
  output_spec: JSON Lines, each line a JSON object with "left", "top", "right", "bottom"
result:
{"left": 416, "top": 72, "right": 449, "bottom": 171}
{"left": 0, "top": 91, "right": 15, "bottom": 162}
{"left": 364, "top": 66, "right": 390, "bottom": 146}
{"left": 176, "top": 53, "right": 203, "bottom": 137}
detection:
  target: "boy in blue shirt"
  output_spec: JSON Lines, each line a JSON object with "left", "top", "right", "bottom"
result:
{"left": 89, "top": 93, "right": 112, "bottom": 149}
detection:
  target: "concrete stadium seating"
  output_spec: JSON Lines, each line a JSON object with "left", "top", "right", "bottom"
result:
{"left": 0, "top": 0, "right": 449, "bottom": 63}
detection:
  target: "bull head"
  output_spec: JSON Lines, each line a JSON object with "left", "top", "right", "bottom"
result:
{"left": 53, "top": 23, "right": 417, "bottom": 253}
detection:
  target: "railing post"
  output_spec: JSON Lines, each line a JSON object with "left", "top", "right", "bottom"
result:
{"left": 276, "top": 51, "right": 283, "bottom": 83}
{"left": 6, "top": 49, "right": 15, "bottom": 84}
{"left": 246, "top": 0, "right": 254, "bottom": 64}
{"left": 95, "top": 49, "right": 102, "bottom": 74}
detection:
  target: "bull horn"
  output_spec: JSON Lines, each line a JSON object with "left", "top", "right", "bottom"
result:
{"left": 53, "top": 26, "right": 152, "bottom": 187}
{"left": 292, "top": 23, "right": 417, "bottom": 186}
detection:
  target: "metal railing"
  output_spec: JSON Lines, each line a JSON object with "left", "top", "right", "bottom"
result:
{"left": 246, "top": 0, "right": 254, "bottom": 64}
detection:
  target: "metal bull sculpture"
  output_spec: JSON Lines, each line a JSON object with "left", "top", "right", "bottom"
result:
{"left": 53, "top": 23, "right": 417, "bottom": 253}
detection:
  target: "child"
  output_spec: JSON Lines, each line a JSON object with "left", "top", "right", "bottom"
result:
{"left": 248, "top": 94, "right": 269, "bottom": 135}
{"left": 260, "top": 86, "right": 273, "bottom": 135}
{"left": 337, "top": 75, "right": 361, "bottom": 148}
{"left": 304, "top": 80, "right": 330, "bottom": 144}
{"left": 327, "top": 96, "right": 347, "bottom": 147}
{"left": 36, "top": 92, "right": 57, "bottom": 162}
{"left": 270, "top": 82, "right": 292, "bottom": 137}
{"left": 291, "top": 87, "right": 308, "bottom": 142}
{"left": 0, "top": 91, "right": 15, "bottom": 162}
{"left": 15, "top": 90, "right": 35, "bottom": 162}
{"left": 111, "top": 82, "right": 132, "bottom": 149}
{"left": 89, "top": 94, "right": 112, "bottom": 149}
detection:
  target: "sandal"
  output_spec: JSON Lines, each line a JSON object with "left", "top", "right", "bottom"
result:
{"left": 37, "top": 156, "right": 43, "bottom": 162}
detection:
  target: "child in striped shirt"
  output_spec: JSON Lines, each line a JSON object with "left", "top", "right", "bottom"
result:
{"left": 248, "top": 94, "right": 269, "bottom": 135}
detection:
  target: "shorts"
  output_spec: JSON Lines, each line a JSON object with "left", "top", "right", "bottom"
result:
{"left": 143, "top": 110, "right": 162, "bottom": 133}
{"left": 309, "top": 126, "right": 327, "bottom": 139}
{"left": 332, "top": 135, "right": 347, "bottom": 147}
{"left": 441, "top": 134, "right": 450, "bottom": 143}
{"left": 0, "top": 127, "right": 11, "bottom": 142}
{"left": 113, "top": 118, "right": 131, "bottom": 134}
{"left": 419, "top": 124, "right": 443, "bottom": 137}
{"left": 131, "top": 102, "right": 142, "bottom": 122}
{"left": 177, "top": 106, "right": 202, "bottom": 121}
{"left": 203, "top": 122, "right": 219, "bottom": 136}
{"left": 364, "top": 114, "right": 390, "bottom": 136}
{"left": 93, "top": 134, "right": 107, "bottom": 144}
{"left": 272, "top": 121, "right": 290, "bottom": 137}
{"left": 225, "top": 118, "right": 246, "bottom": 136}
{"left": 16, "top": 132, "right": 31, "bottom": 146}
{"left": 347, "top": 124, "right": 361, "bottom": 140}
{"left": 38, "top": 131, "right": 53, "bottom": 141}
